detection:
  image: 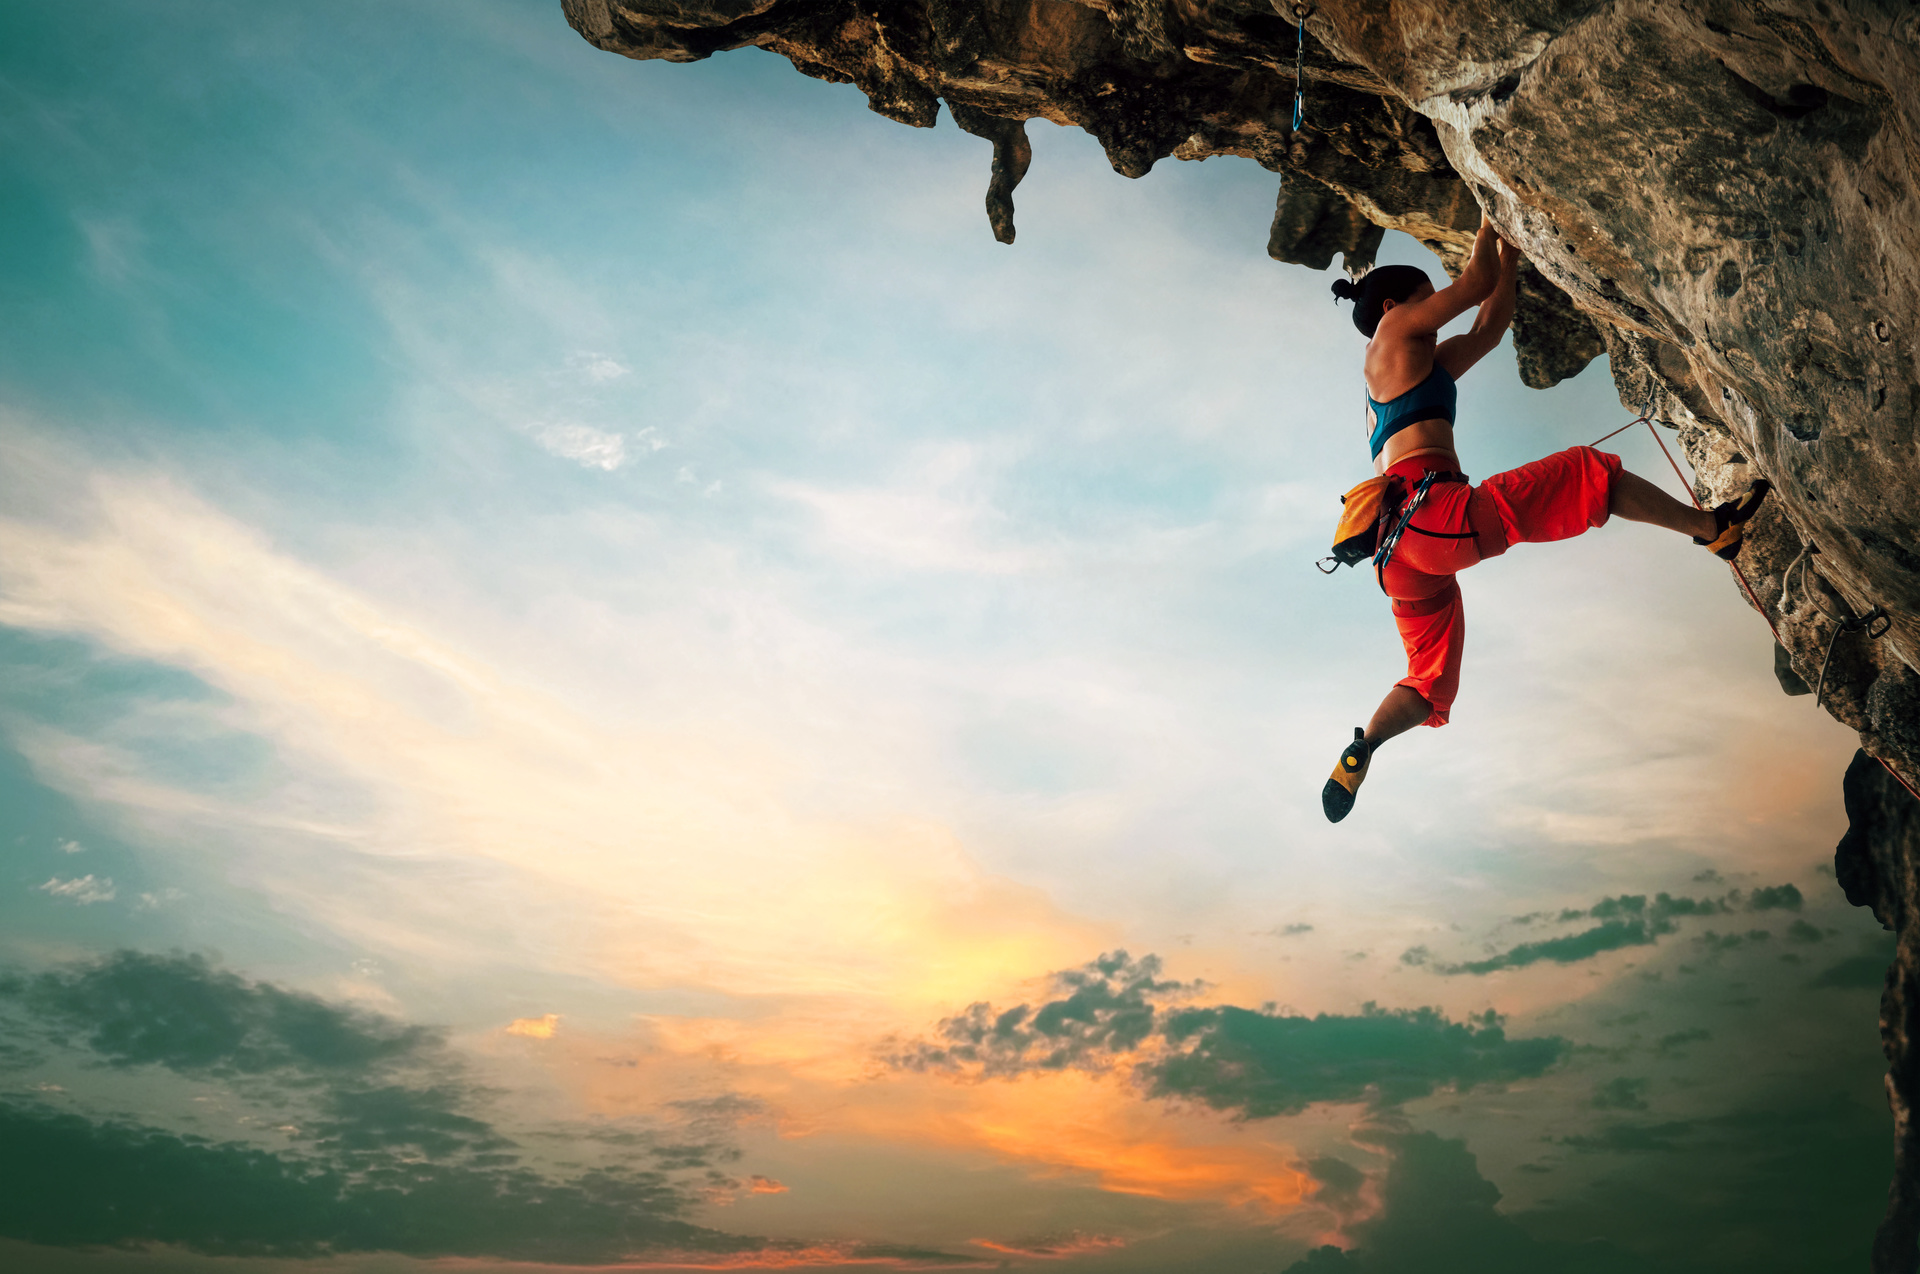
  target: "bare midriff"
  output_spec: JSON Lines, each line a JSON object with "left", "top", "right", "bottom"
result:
{"left": 1375, "top": 418, "right": 1459, "bottom": 475}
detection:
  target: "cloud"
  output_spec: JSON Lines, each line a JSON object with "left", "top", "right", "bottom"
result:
{"left": 605, "top": 1243, "right": 993, "bottom": 1268}
{"left": 0, "top": 1096, "right": 746, "bottom": 1264}
{"left": 1651, "top": 1028, "right": 1710, "bottom": 1054}
{"left": 1693, "top": 930, "right": 1771, "bottom": 952}
{"left": 891, "top": 951, "right": 1200, "bottom": 1077}
{"left": 892, "top": 952, "right": 1566, "bottom": 1118}
{"left": 0, "top": 952, "right": 837, "bottom": 1264}
{"left": 57, "top": 839, "right": 84, "bottom": 854}
{"left": 969, "top": 1233, "right": 1124, "bottom": 1259}
{"left": 305, "top": 1083, "right": 514, "bottom": 1165}
{"left": 3, "top": 950, "right": 434, "bottom": 1077}
{"left": 1808, "top": 953, "right": 1887, "bottom": 990}
{"left": 1150, "top": 1004, "right": 1564, "bottom": 1118}
{"left": 769, "top": 444, "right": 1048, "bottom": 575}
{"left": 668, "top": 1094, "right": 771, "bottom": 1132}
{"left": 1590, "top": 1077, "right": 1650, "bottom": 1112}
{"left": 1301, "top": 1154, "right": 1372, "bottom": 1229}
{"left": 1285, "top": 1079, "right": 1894, "bottom": 1274}
{"left": 506, "top": 1013, "right": 561, "bottom": 1039}
{"left": 34, "top": 875, "right": 115, "bottom": 904}
{"left": 1784, "top": 920, "right": 1826, "bottom": 944}
{"left": 568, "top": 351, "right": 631, "bottom": 383}
{"left": 1281, "top": 1129, "right": 1659, "bottom": 1274}
{"left": 522, "top": 420, "right": 629, "bottom": 470}
{"left": 1745, "top": 885, "right": 1803, "bottom": 912}
{"left": 1414, "top": 919, "right": 1659, "bottom": 976}
{"left": 1520, "top": 1094, "right": 1891, "bottom": 1273}
{"left": 1408, "top": 886, "right": 1811, "bottom": 976}
{"left": 0, "top": 455, "right": 1101, "bottom": 1016}
{"left": 1557, "top": 1122, "right": 1696, "bottom": 1155}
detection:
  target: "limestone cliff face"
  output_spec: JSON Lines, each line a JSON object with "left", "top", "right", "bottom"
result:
{"left": 562, "top": 0, "right": 1920, "bottom": 1261}
{"left": 1841, "top": 749, "right": 1920, "bottom": 1271}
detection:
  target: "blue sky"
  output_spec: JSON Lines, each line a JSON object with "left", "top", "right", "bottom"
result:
{"left": 0, "top": 2, "right": 1894, "bottom": 1271}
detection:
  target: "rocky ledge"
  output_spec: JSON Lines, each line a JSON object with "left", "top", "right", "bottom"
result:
{"left": 561, "top": 0, "right": 1920, "bottom": 1264}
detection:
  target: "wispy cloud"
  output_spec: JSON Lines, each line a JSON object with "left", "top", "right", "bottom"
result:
{"left": 522, "top": 420, "right": 629, "bottom": 470}
{"left": 1401, "top": 884, "right": 1810, "bottom": 976}
{"left": 36, "top": 875, "right": 115, "bottom": 904}
{"left": 570, "top": 351, "right": 631, "bottom": 383}
{"left": 771, "top": 444, "right": 1047, "bottom": 576}
{"left": 0, "top": 443, "right": 1100, "bottom": 1019}
{"left": 970, "top": 1233, "right": 1124, "bottom": 1259}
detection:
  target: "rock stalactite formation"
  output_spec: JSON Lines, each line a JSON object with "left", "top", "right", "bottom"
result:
{"left": 561, "top": 1, "right": 1920, "bottom": 1262}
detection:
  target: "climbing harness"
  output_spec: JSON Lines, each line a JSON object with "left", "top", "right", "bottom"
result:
{"left": 1587, "top": 399, "right": 1918, "bottom": 804}
{"left": 1317, "top": 468, "right": 1471, "bottom": 586}
{"left": 1374, "top": 469, "right": 1449, "bottom": 571}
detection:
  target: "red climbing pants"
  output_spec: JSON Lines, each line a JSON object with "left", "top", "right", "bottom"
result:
{"left": 1379, "top": 445, "right": 1622, "bottom": 726}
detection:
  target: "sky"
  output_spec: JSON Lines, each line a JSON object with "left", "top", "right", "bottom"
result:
{"left": 0, "top": 1, "right": 1893, "bottom": 1271}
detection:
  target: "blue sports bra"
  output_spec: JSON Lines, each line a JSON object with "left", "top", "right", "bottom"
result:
{"left": 1367, "top": 364, "right": 1456, "bottom": 459}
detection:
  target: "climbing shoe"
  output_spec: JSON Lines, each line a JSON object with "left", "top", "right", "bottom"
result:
{"left": 1322, "top": 727, "right": 1371, "bottom": 824}
{"left": 1694, "top": 479, "right": 1771, "bottom": 561}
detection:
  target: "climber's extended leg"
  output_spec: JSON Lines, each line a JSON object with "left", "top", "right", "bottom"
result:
{"left": 1601, "top": 468, "right": 1771, "bottom": 559}
{"left": 1607, "top": 469, "right": 1715, "bottom": 539}
{"left": 1475, "top": 445, "right": 1622, "bottom": 550}
{"left": 1487, "top": 446, "right": 1770, "bottom": 561}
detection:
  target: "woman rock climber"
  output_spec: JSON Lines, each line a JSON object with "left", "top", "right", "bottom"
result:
{"left": 1321, "top": 214, "right": 1769, "bottom": 823}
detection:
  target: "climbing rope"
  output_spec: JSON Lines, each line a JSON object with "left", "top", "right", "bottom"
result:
{"left": 1588, "top": 403, "right": 1920, "bottom": 805}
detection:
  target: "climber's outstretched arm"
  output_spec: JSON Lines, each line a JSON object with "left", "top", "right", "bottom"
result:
{"left": 1434, "top": 236, "right": 1521, "bottom": 380}
{"left": 1377, "top": 215, "right": 1503, "bottom": 338}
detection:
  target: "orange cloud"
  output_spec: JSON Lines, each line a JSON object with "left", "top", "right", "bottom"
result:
{"left": 552, "top": 1007, "right": 1310, "bottom": 1218}
{"left": 506, "top": 1014, "right": 562, "bottom": 1039}
{"left": 821, "top": 1066, "right": 1309, "bottom": 1213}
{"left": 970, "top": 1234, "right": 1125, "bottom": 1259}
{"left": 560, "top": 1244, "right": 988, "bottom": 1269}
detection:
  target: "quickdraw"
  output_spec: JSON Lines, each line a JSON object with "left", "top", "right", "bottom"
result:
{"left": 1291, "top": 5, "right": 1312, "bottom": 132}
{"left": 1373, "top": 469, "right": 1439, "bottom": 572}
{"left": 1814, "top": 605, "right": 1891, "bottom": 709}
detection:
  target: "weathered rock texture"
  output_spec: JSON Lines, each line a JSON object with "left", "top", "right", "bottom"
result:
{"left": 1841, "top": 749, "right": 1920, "bottom": 1272}
{"left": 563, "top": 0, "right": 1920, "bottom": 1261}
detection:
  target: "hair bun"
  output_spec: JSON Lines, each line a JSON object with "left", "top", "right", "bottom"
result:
{"left": 1329, "top": 277, "right": 1361, "bottom": 302}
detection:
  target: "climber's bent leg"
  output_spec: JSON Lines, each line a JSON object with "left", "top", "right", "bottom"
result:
{"left": 1473, "top": 445, "right": 1622, "bottom": 555}
{"left": 1322, "top": 588, "right": 1458, "bottom": 823}
{"left": 1391, "top": 579, "right": 1463, "bottom": 728}
{"left": 1365, "top": 685, "right": 1433, "bottom": 749}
